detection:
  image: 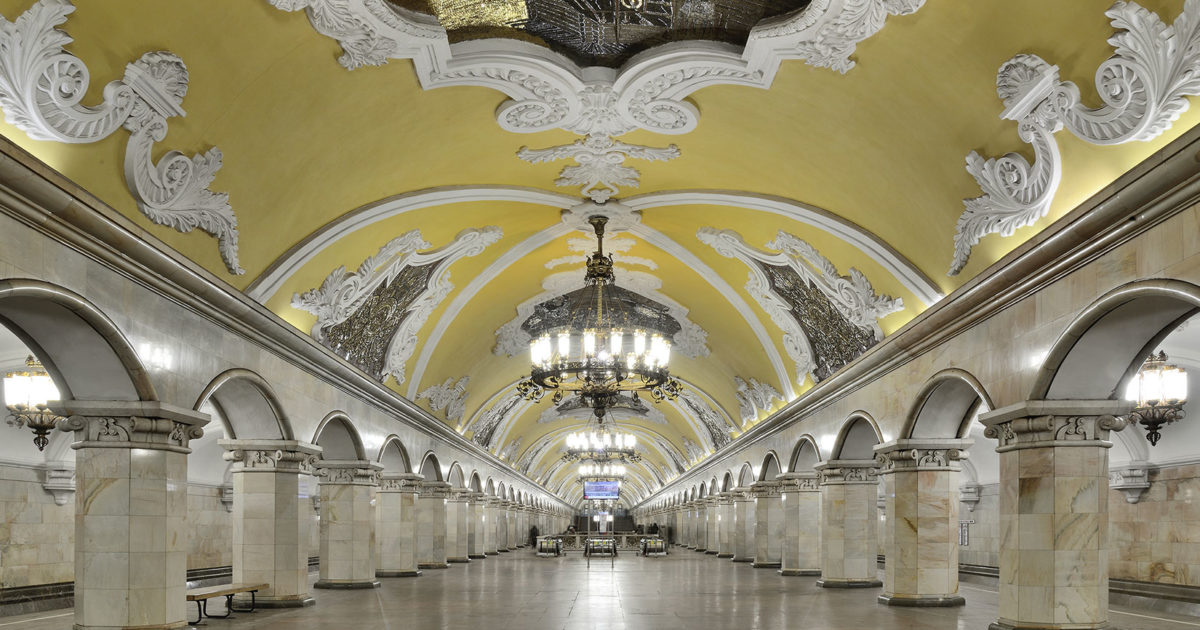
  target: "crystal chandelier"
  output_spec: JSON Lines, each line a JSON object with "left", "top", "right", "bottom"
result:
{"left": 564, "top": 424, "right": 640, "bottom": 463}
{"left": 579, "top": 462, "right": 627, "bottom": 481}
{"left": 1124, "top": 350, "right": 1187, "bottom": 446}
{"left": 4, "top": 356, "right": 62, "bottom": 451}
{"left": 517, "top": 215, "right": 682, "bottom": 412}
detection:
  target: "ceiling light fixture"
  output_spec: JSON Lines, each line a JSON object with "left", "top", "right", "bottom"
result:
{"left": 4, "top": 356, "right": 62, "bottom": 451}
{"left": 1125, "top": 350, "right": 1188, "bottom": 446}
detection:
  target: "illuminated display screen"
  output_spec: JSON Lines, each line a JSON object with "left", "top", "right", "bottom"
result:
{"left": 583, "top": 480, "right": 619, "bottom": 501}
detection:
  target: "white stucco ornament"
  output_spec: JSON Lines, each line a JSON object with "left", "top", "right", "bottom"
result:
{"left": 0, "top": 0, "right": 243, "bottom": 274}
{"left": 952, "top": 0, "right": 1200, "bottom": 275}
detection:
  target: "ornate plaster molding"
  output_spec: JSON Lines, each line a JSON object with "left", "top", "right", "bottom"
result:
{"left": 41, "top": 466, "right": 73, "bottom": 506}
{"left": 518, "top": 134, "right": 679, "bottom": 203}
{"left": 814, "top": 459, "right": 878, "bottom": 485}
{"left": 698, "top": 227, "right": 902, "bottom": 381}
{"left": 0, "top": 0, "right": 242, "bottom": 274}
{"left": 219, "top": 483, "right": 234, "bottom": 512}
{"left": 417, "top": 375, "right": 469, "bottom": 423}
{"left": 950, "top": 0, "right": 1200, "bottom": 276}
{"left": 979, "top": 400, "right": 1132, "bottom": 453}
{"left": 1109, "top": 464, "right": 1152, "bottom": 504}
{"left": 958, "top": 482, "right": 981, "bottom": 512}
{"left": 291, "top": 226, "right": 502, "bottom": 385}
{"left": 873, "top": 438, "right": 972, "bottom": 473}
{"left": 267, "top": 0, "right": 923, "bottom": 136}
{"left": 734, "top": 376, "right": 783, "bottom": 425}
{"left": 220, "top": 439, "right": 323, "bottom": 475}
{"left": 315, "top": 460, "right": 383, "bottom": 485}
{"left": 493, "top": 267, "right": 709, "bottom": 360}
{"left": 545, "top": 235, "right": 656, "bottom": 270}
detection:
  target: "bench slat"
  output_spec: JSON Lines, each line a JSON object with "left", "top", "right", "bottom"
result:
{"left": 185, "top": 583, "right": 268, "bottom": 600}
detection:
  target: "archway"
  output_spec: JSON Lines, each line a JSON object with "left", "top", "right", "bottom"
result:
{"left": 788, "top": 435, "right": 821, "bottom": 472}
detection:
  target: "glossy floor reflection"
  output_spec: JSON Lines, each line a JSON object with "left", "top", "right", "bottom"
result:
{"left": 7, "top": 551, "right": 1200, "bottom": 629}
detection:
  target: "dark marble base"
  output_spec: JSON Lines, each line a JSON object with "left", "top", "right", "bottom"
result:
{"left": 731, "top": 558, "right": 753, "bottom": 563}
{"left": 485, "top": 551, "right": 500, "bottom": 556}
{"left": 447, "top": 558, "right": 470, "bottom": 563}
{"left": 752, "top": 562, "right": 782, "bottom": 569}
{"left": 418, "top": 563, "right": 449, "bottom": 569}
{"left": 779, "top": 569, "right": 820, "bottom": 576}
{"left": 705, "top": 550, "right": 719, "bottom": 555}
{"left": 695, "top": 548, "right": 708, "bottom": 553}
{"left": 878, "top": 594, "right": 965, "bottom": 607}
{"left": 817, "top": 578, "right": 882, "bottom": 589}
{"left": 376, "top": 570, "right": 421, "bottom": 578}
{"left": 314, "top": 580, "right": 381, "bottom": 589}
{"left": 469, "top": 554, "right": 487, "bottom": 559}
{"left": 253, "top": 596, "right": 316, "bottom": 608}
{"left": 717, "top": 553, "right": 734, "bottom": 558}
{"left": 498, "top": 549, "right": 510, "bottom": 553}
{"left": 988, "top": 623, "right": 1109, "bottom": 630}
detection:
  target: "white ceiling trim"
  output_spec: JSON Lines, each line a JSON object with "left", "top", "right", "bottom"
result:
{"left": 247, "top": 186, "right": 577, "bottom": 303}
{"left": 624, "top": 190, "right": 942, "bottom": 306}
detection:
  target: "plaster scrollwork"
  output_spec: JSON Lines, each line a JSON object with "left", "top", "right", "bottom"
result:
{"left": 417, "top": 375, "right": 469, "bottom": 423}
{"left": 698, "top": 227, "right": 902, "bottom": 382}
{"left": 753, "top": 0, "right": 924, "bottom": 74}
{"left": 733, "top": 376, "right": 783, "bottom": 425}
{"left": 0, "top": 0, "right": 243, "bottom": 274}
{"left": 545, "top": 236, "right": 656, "bottom": 270}
{"left": 518, "top": 134, "right": 680, "bottom": 203}
{"left": 951, "top": 0, "right": 1200, "bottom": 276}
{"left": 292, "top": 226, "right": 502, "bottom": 384}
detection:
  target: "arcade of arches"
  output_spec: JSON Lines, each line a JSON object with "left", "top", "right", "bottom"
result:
{"left": 5, "top": 1, "right": 1200, "bottom": 629}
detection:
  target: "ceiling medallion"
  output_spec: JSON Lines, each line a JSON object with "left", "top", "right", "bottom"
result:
{"left": 517, "top": 214, "right": 682, "bottom": 413}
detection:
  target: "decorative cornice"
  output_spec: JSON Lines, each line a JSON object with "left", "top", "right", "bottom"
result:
{"left": 980, "top": 400, "right": 1132, "bottom": 452}
{"left": 315, "top": 459, "right": 383, "bottom": 485}
{"left": 52, "top": 400, "right": 208, "bottom": 453}
{"left": 777, "top": 471, "right": 820, "bottom": 492}
{"left": 814, "top": 459, "right": 878, "bottom": 485}
{"left": 292, "top": 227, "right": 502, "bottom": 384}
{"left": 220, "top": 439, "right": 323, "bottom": 475}
{"left": 0, "top": 0, "right": 242, "bottom": 273}
{"left": 873, "top": 438, "right": 973, "bottom": 473}
{"left": 951, "top": 0, "right": 1200, "bottom": 275}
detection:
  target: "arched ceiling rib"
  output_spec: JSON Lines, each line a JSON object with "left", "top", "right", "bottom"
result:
{"left": 0, "top": 0, "right": 1197, "bottom": 504}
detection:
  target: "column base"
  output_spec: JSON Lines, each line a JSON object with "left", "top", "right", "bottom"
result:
{"left": 418, "top": 562, "right": 449, "bottom": 569}
{"left": 779, "top": 569, "right": 820, "bottom": 576}
{"left": 314, "top": 580, "right": 381, "bottom": 589}
{"left": 717, "top": 553, "right": 734, "bottom": 558}
{"left": 695, "top": 548, "right": 707, "bottom": 553}
{"left": 705, "top": 550, "right": 719, "bottom": 555}
{"left": 731, "top": 557, "right": 753, "bottom": 563}
{"left": 485, "top": 551, "right": 499, "bottom": 555}
{"left": 447, "top": 557, "right": 470, "bottom": 563}
{"left": 988, "top": 623, "right": 1110, "bottom": 630}
{"left": 498, "top": 549, "right": 510, "bottom": 553}
{"left": 249, "top": 595, "right": 316, "bottom": 608}
{"left": 75, "top": 623, "right": 186, "bottom": 630}
{"left": 752, "top": 561, "right": 782, "bottom": 569}
{"left": 469, "top": 554, "right": 487, "bottom": 559}
{"left": 878, "top": 594, "right": 965, "bottom": 607}
{"left": 817, "top": 578, "right": 882, "bottom": 588}
{"left": 376, "top": 570, "right": 422, "bottom": 578}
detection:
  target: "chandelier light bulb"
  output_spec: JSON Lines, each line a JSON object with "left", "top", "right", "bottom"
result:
{"left": 610, "top": 330, "right": 623, "bottom": 356}
{"left": 583, "top": 330, "right": 596, "bottom": 357}
{"left": 557, "top": 332, "right": 570, "bottom": 359}
{"left": 633, "top": 331, "right": 646, "bottom": 356}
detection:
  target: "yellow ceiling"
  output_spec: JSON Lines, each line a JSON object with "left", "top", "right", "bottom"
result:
{"left": 1, "top": 0, "right": 1196, "bottom": 501}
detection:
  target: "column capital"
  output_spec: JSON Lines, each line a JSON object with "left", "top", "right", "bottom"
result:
{"left": 749, "top": 479, "right": 783, "bottom": 498}
{"left": 418, "top": 480, "right": 453, "bottom": 497}
{"left": 731, "top": 486, "right": 755, "bottom": 500}
{"left": 314, "top": 459, "right": 383, "bottom": 485}
{"left": 815, "top": 459, "right": 878, "bottom": 485}
{"left": 873, "top": 438, "right": 974, "bottom": 474}
{"left": 220, "top": 439, "right": 323, "bottom": 474}
{"left": 54, "top": 400, "right": 208, "bottom": 453}
{"left": 777, "top": 471, "right": 820, "bottom": 492}
{"left": 716, "top": 491, "right": 737, "bottom": 503}
{"left": 980, "top": 399, "right": 1130, "bottom": 452}
{"left": 379, "top": 471, "right": 423, "bottom": 492}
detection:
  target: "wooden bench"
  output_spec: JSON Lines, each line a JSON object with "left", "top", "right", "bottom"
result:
{"left": 185, "top": 583, "right": 268, "bottom": 624}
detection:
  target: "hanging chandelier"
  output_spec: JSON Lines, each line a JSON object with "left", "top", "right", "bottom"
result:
{"left": 564, "top": 422, "right": 640, "bottom": 463}
{"left": 4, "top": 356, "right": 62, "bottom": 451}
{"left": 1125, "top": 350, "right": 1187, "bottom": 446}
{"left": 516, "top": 215, "right": 682, "bottom": 412}
{"left": 579, "top": 461, "right": 627, "bottom": 481}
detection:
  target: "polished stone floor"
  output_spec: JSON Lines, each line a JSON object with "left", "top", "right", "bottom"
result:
{"left": 6, "top": 551, "right": 1200, "bottom": 629}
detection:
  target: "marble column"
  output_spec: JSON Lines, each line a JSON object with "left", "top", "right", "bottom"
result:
{"left": 778, "top": 472, "right": 821, "bottom": 576}
{"left": 484, "top": 498, "right": 500, "bottom": 555}
{"left": 716, "top": 493, "right": 735, "bottom": 558}
{"left": 705, "top": 497, "right": 720, "bottom": 554}
{"left": 505, "top": 502, "right": 518, "bottom": 550}
{"left": 314, "top": 460, "right": 382, "bottom": 589}
{"left": 694, "top": 500, "right": 709, "bottom": 552}
{"left": 497, "top": 501, "right": 511, "bottom": 551}
{"left": 732, "top": 488, "right": 756, "bottom": 562}
{"left": 875, "top": 438, "right": 973, "bottom": 606}
{"left": 57, "top": 401, "right": 207, "bottom": 630}
{"left": 752, "top": 480, "right": 784, "bottom": 568}
{"left": 446, "top": 490, "right": 470, "bottom": 563}
{"left": 221, "top": 439, "right": 322, "bottom": 606}
{"left": 417, "top": 480, "right": 450, "bottom": 569}
{"left": 516, "top": 506, "right": 528, "bottom": 547}
{"left": 376, "top": 472, "right": 422, "bottom": 577}
{"left": 981, "top": 401, "right": 1130, "bottom": 630}
{"left": 816, "top": 460, "right": 881, "bottom": 588}
{"left": 467, "top": 492, "right": 487, "bottom": 559}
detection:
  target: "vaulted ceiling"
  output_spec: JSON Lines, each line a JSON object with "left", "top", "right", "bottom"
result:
{"left": 0, "top": 0, "right": 1197, "bottom": 505}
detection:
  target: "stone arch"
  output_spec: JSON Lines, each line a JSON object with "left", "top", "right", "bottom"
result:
{"left": 758, "top": 451, "right": 782, "bottom": 481}
{"left": 469, "top": 472, "right": 483, "bottom": 492}
{"left": 507, "top": 486, "right": 516, "bottom": 501}
{"left": 736, "top": 462, "right": 755, "bottom": 487}
{"left": 698, "top": 482, "right": 708, "bottom": 498}
{"left": 486, "top": 477, "right": 496, "bottom": 496}
{"left": 0, "top": 278, "right": 156, "bottom": 401}
{"left": 193, "top": 369, "right": 293, "bottom": 440}
{"left": 1032, "top": 279, "right": 1200, "bottom": 400}
{"left": 708, "top": 476, "right": 718, "bottom": 496}
{"left": 788, "top": 434, "right": 821, "bottom": 472}
{"left": 496, "top": 481, "right": 506, "bottom": 498}
{"left": 831, "top": 412, "right": 883, "bottom": 460}
{"left": 721, "top": 471, "right": 733, "bottom": 492}
{"left": 312, "top": 411, "right": 366, "bottom": 460}
{"left": 901, "top": 368, "right": 994, "bottom": 439}
{"left": 419, "top": 452, "right": 443, "bottom": 481}
{"left": 377, "top": 435, "right": 412, "bottom": 473}
{"left": 447, "top": 462, "right": 466, "bottom": 489}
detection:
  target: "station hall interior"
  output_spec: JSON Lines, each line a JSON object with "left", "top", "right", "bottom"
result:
{"left": 5, "top": 0, "right": 1200, "bottom": 629}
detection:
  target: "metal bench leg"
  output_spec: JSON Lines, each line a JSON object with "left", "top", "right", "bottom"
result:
{"left": 202, "top": 595, "right": 233, "bottom": 619}
{"left": 191, "top": 600, "right": 203, "bottom": 625}
{"left": 229, "top": 590, "right": 257, "bottom": 613}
